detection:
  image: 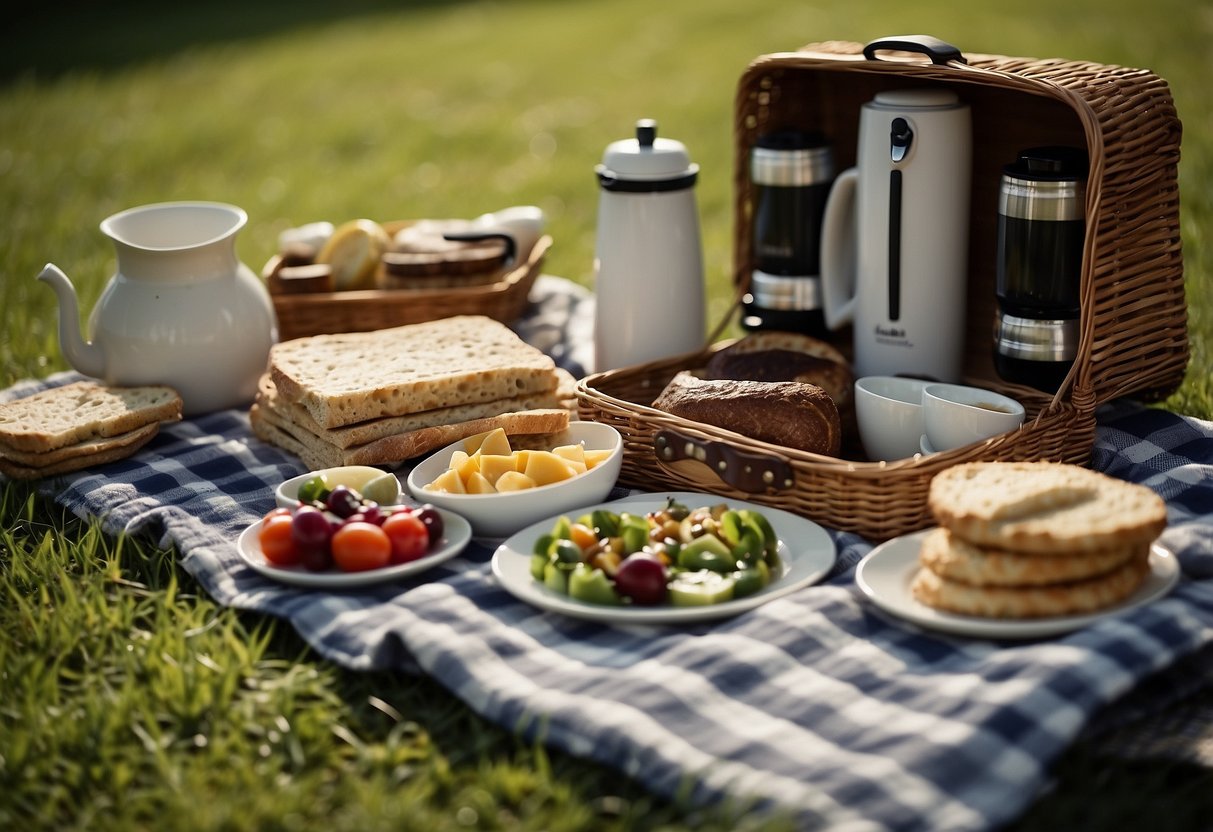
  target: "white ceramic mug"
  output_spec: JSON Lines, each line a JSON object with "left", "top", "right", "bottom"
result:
{"left": 854, "top": 376, "right": 929, "bottom": 461}
{"left": 923, "top": 383, "right": 1025, "bottom": 451}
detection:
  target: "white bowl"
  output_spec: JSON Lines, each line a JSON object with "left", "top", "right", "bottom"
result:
{"left": 276, "top": 465, "right": 403, "bottom": 509}
{"left": 406, "top": 421, "right": 623, "bottom": 538}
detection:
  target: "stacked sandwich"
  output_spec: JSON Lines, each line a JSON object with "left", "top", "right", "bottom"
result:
{"left": 0, "top": 382, "right": 182, "bottom": 480}
{"left": 911, "top": 461, "right": 1167, "bottom": 618}
{"left": 250, "top": 316, "right": 574, "bottom": 470}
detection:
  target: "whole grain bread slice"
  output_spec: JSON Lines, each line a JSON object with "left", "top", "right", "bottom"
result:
{"left": 929, "top": 461, "right": 1167, "bottom": 554}
{"left": 1, "top": 422, "right": 160, "bottom": 467}
{"left": 269, "top": 316, "right": 558, "bottom": 429}
{"left": 909, "top": 552, "right": 1151, "bottom": 618}
{"left": 255, "top": 368, "right": 575, "bottom": 449}
{"left": 251, "top": 402, "right": 571, "bottom": 467}
{"left": 0, "top": 382, "right": 182, "bottom": 453}
{"left": 0, "top": 422, "right": 161, "bottom": 480}
{"left": 917, "top": 527, "right": 1142, "bottom": 587}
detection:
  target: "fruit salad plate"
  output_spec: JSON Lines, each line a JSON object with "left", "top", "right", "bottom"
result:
{"left": 491, "top": 491, "right": 836, "bottom": 623}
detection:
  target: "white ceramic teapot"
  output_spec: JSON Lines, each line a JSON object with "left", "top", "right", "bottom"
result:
{"left": 39, "top": 201, "right": 278, "bottom": 416}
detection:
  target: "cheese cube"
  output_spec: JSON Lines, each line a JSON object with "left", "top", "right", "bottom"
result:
{"left": 553, "top": 443, "right": 587, "bottom": 468}
{"left": 454, "top": 450, "right": 482, "bottom": 486}
{"left": 476, "top": 454, "right": 514, "bottom": 487}
{"left": 495, "top": 471, "right": 538, "bottom": 492}
{"left": 478, "top": 427, "right": 513, "bottom": 457}
{"left": 428, "top": 468, "right": 466, "bottom": 494}
{"left": 584, "top": 449, "right": 613, "bottom": 469}
{"left": 524, "top": 451, "right": 577, "bottom": 486}
{"left": 465, "top": 471, "right": 497, "bottom": 494}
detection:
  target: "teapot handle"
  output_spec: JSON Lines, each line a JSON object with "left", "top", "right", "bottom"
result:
{"left": 862, "top": 35, "right": 967, "bottom": 66}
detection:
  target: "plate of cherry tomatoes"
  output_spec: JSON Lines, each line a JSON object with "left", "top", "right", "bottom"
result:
{"left": 237, "top": 490, "right": 472, "bottom": 588}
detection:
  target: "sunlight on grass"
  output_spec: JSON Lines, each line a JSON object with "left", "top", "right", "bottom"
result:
{"left": 1, "top": 1, "right": 1211, "bottom": 828}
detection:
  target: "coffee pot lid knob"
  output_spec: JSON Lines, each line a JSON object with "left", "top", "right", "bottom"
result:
{"left": 597, "top": 118, "right": 698, "bottom": 186}
{"left": 636, "top": 119, "right": 657, "bottom": 148}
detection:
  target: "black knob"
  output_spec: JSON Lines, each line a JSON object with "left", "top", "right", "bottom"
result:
{"left": 890, "top": 117, "right": 913, "bottom": 163}
{"left": 636, "top": 119, "right": 657, "bottom": 148}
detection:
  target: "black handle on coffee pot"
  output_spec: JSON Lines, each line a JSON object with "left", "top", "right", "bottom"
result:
{"left": 862, "top": 35, "right": 966, "bottom": 66}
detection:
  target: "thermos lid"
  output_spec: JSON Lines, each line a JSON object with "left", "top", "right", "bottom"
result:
{"left": 869, "top": 88, "right": 962, "bottom": 110}
{"left": 597, "top": 119, "right": 699, "bottom": 192}
{"left": 751, "top": 131, "right": 834, "bottom": 186}
{"left": 1000, "top": 146, "right": 1089, "bottom": 221}
{"left": 1004, "top": 145, "right": 1089, "bottom": 181}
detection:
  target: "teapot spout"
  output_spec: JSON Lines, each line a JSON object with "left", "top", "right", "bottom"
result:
{"left": 38, "top": 263, "right": 107, "bottom": 379}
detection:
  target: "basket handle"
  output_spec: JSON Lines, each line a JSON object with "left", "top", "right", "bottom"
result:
{"left": 654, "top": 428, "right": 795, "bottom": 494}
{"left": 862, "top": 35, "right": 967, "bottom": 66}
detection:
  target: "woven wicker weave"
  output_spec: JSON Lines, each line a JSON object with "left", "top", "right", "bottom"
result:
{"left": 267, "top": 224, "right": 550, "bottom": 341}
{"left": 577, "top": 39, "right": 1187, "bottom": 541}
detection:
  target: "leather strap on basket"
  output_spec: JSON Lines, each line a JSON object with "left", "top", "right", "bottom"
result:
{"left": 862, "top": 35, "right": 967, "bottom": 65}
{"left": 655, "top": 428, "right": 795, "bottom": 493}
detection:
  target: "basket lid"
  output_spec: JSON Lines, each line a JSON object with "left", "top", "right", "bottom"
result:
{"left": 596, "top": 119, "right": 699, "bottom": 191}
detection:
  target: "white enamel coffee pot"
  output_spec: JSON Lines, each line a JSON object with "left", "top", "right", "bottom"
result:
{"left": 592, "top": 119, "right": 705, "bottom": 372}
{"left": 39, "top": 201, "right": 278, "bottom": 416}
{"left": 820, "top": 86, "right": 971, "bottom": 382}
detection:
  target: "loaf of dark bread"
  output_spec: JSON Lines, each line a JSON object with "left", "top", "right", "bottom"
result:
{"left": 650, "top": 371, "right": 841, "bottom": 456}
{"left": 704, "top": 331, "right": 854, "bottom": 412}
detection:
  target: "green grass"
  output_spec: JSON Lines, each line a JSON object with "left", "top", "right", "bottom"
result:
{"left": 2, "top": 1, "right": 1212, "bottom": 829}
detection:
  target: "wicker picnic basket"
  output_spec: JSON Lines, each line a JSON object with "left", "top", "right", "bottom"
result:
{"left": 265, "top": 222, "right": 551, "bottom": 341}
{"left": 577, "top": 36, "right": 1188, "bottom": 540}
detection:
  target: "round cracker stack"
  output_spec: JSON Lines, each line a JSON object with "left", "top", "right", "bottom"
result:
{"left": 911, "top": 461, "right": 1166, "bottom": 619}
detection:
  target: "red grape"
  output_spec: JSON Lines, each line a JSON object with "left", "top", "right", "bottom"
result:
{"left": 613, "top": 555, "right": 668, "bottom": 605}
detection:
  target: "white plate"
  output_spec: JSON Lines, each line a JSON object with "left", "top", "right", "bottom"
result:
{"left": 236, "top": 508, "right": 472, "bottom": 588}
{"left": 855, "top": 529, "right": 1180, "bottom": 639}
{"left": 491, "top": 491, "right": 836, "bottom": 623}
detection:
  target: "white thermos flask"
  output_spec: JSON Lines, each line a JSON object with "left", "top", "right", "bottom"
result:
{"left": 593, "top": 119, "right": 705, "bottom": 372}
{"left": 820, "top": 88, "right": 972, "bottom": 382}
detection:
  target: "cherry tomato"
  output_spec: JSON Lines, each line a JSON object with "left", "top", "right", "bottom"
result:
{"left": 331, "top": 521, "right": 392, "bottom": 572}
{"left": 259, "top": 514, "right": 299, "bottom": 566}
{"left": 382, "top": 511, "right": 430, "bottom": 564}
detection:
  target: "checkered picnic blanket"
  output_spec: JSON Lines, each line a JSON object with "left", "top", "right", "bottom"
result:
{"left": 5, "top": 275, "right": 1213, "bottom": 832}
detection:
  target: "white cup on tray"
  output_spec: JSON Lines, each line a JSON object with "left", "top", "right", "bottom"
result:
{"left": 923, "top": 383, "right": 1025, "bottom": 452}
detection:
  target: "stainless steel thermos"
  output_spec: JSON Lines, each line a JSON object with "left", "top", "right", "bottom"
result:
{"left": 993, "top": 146, "right": 1088, "bottom": 392}
{"left": 743, "top": 131, "right": 835, "bottom": 337}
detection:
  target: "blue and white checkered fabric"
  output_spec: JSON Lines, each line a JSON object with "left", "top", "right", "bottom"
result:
{"left": 6, "top": 276, "right": 1213, "bottom": 832}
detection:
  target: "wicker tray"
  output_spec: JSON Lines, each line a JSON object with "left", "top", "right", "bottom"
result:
{"left": 265, "top": 222, "right": 551, "bottom": 341}
{"left": 577, "top": 36, "right": 1188, "bottom": 541}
